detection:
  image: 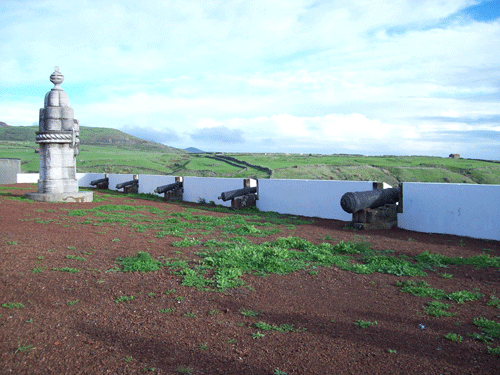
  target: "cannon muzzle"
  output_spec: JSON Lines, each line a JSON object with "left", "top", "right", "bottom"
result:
{"left": 340, "top": 187, "right": 400, "bottom": 214}
{"left": 218, "top": 186, "right": 257, "bottom": 202}
{"left": 116, "top": 179, "right": 138, "bottom": 190}
{"left": 154, "top": 181, "right": 183, "bottom": 194}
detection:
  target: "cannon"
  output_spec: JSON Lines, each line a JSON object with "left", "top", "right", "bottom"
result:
{"left": 116, "top": 177, "right": 139, "bottom": 193}
{"left": 90, "top": 178, "right": 108, "bottom": 186}
{"left": 340, "top": 187, "right": 400, "bottom": 214}
{"left": 218, "top": 186, "right": 257, "bottom": 202}
{"left": 154, "top": 181, "right": 183, "bottom": 194}
{"left": 90, "top": 175, "right": 109, "bottom": 189}
{"left": 116, "top": 180, "right": 138, "bottom": 189}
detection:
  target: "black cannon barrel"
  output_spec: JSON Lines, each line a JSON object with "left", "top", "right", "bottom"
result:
{"left": 340, "top": 187, "right": 400, "bottom": 214}
{"left": 116, "top": 180, "right": 138, "bottom": 189}
{"left": 154, "top": 181, "right": 183, "bottom": 194}
{"left": 218, "top": 186, "right": 257, "bottom": 202}
{"left": 90, "top": 178, "right": 108, "bottom": 186}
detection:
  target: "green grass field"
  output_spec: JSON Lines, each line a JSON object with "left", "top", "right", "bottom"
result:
{"left": 1, "top": 137, "right": 499, "bottom": 184}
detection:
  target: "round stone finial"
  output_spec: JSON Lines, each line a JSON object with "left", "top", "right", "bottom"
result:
{"left": 50, "top": 66, "right": 64, "bottom": 86}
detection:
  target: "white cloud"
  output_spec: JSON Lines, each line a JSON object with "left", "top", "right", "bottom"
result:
{"left": 0, "top": 0, "right": 499, "bottom": 159}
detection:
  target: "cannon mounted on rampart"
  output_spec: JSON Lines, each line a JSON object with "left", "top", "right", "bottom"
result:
{"left": 90, "top": 174, "right": 109, "bottom": 190}
{"left": 116, "top": 175, "right": 139, "bottom": 194}
{"left": 218, "top": 179, "right": 258, "bottom": 209}
{"left": 340, "top": 183, "right": 401, "bottom": 230}
{"left": 154, "top": 178, "right": 183, "bottom": 201}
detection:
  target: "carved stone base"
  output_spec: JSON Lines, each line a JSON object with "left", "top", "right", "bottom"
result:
{"left": 25, "top": 191, "right": 93, "bottom": 203}
{"left": 351, "top": 204, "right": 397, "bottom": 230}
{"left": 163, "top": 188, "right": 183, "bottom": 201}
{"left": 231, "top": 194, "right": 257, "bottom": 209}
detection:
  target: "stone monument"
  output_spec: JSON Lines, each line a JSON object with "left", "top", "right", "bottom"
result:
{"left": 26, "top": 67, "right": 93, "bottom": 202}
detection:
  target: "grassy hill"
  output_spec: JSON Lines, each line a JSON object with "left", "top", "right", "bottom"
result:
{"left": 0, "top": 125, "right": 181, "bottom": 153}
{"left": 1, "top": 125, "right": 499, "bottom": 184}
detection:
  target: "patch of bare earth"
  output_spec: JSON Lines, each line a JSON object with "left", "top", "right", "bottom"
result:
{"left": 1, "top": 184, "right": 499, "bottom": 374}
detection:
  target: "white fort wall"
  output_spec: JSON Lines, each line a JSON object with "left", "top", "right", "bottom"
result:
{"left": 77, "top": 173, "right": 104, "bottom": 187}
{"left": 398, "top": 182, "right": 500, "bottom": 241}
{"left": 15, "top": 173, "right": 500, "bottom": 241}
{"left": 257, "top": 179, "right": 373, "bottom": 221}
{"left": 138, "top": 175, "right": 176, "bottom": 196}
{"left": 183, "top": 177, "right": 248, "bottom": 208}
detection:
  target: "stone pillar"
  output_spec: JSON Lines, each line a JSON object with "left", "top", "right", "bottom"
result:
{"left": 26, "top": 67, "right": 93, "bottom": 203}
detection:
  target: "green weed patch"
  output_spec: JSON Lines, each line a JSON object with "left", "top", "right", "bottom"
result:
{"left": 117, "top": 252, "right": 162, "bottom": 272}
{"left": 52, "top": 267, "right": 79, "bottom": 273}
{"left": 397, "top": 280, "right": 483, "bottom": 303}
{"left": 254, "top": 321, "right": 305, "bottom": 333}
{"left": 2, "top": 302, "right": 25, "bottom": 309}
{"left": 423, "top": 301, "right": 458, "bottom": 317}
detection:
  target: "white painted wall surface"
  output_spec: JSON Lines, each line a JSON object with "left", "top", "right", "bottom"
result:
{"left": 77, "top": 173, "right": 103, "bottom": 187}
{"left": 17, "top": 173, "right": 39, "bottom": 183}
{"left": 183, "top": 177, "right": 246, "bottom": 207}
{"left": 398, "top": 182, "right": 500, "bottom": 241}
{"left": 108, "top": 174, "right": 135, "bottom": 191}
{"left": 257, "top": 179, "right": 374, "bottom": 220}
{"left": 139, "top": 175, "right": 176, "bottom": 196}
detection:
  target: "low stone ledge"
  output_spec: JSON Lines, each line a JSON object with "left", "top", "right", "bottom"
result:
{"left": 25, "top": 191, "right": 93, "bottom": 203}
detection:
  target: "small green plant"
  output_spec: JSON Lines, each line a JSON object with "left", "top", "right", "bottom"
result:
{"left": 240, "top": 309, "right": 260, "bottom": 317}
{"left": 397, "top": 280, "right": 483, "bottom": 303}
{"left": 2, "top": 302, "right": 25, "bottom": 309}
{"left": 176, "top": 365, "right": 192, "bottom": 374}
{"left": 117, "top": 252, "right": 162, "bottom": 272}
{"left": 112, "top": 238, "right": 120, "bottom": 242}
{"left": 148, "top": 292, "right": 156, "bottom": 297}
{"left": 209, "top": 309, "right": 219, "bottom": 315}
{"left": 6, "top": 241, "right": 17, "bottom": 245}
{"left": 423, "top": 301, "right": 457, "bottom": 317}
{"left": 440, "top": 272, "right": 453, "bottom": 279}
{"left": 52, "top": 267, "right": 79, "bottom": 273}
{"left": 172, "top": 237, "right": 202, "bottom": 247}
{"left": 252, "top": 331, "right": 265, "bottom": 339}
{"left": 115, "top": 295, "right": 134, "bottom": 303}
{"left": 32, "top": 268, "right": 44, "bottom": 273}
{"left": 66, "top": 255, "right": 86, "bottom": 261}
{"left": 355, "top": 320, "right": 378, "bottom": 328}
{"left": 274, "top": 369, "right": 288, "bottom": 375}
{"left": 124, "top": 355, "right": 134, "bottom": 362}
{"left": 473, "top": 317, "right": 500, "bottom": 340}
{"left": 174, "top": 296, "right": 185, "bottom": 302}
{"left": 183, "top": 312, "right": 197, "bottom": 318}
{"left": 66, "top": 300, "right": 79, "bottom": 306}
{"left": 198, "top": 343, "right": 208, "bottom": 351}
{"left": 164, "top": 289, "right": 176, "bottom": 295}
{"left": 158, "top": 308, "right": 176, "bottom": 314}
{"left": 487, "top": 295, "right": 500, "bottom": 308}
{"left": 37, "top": 255, "right": 44, "bottom": 260}
{"left": 254, "top": 321, "right": 304, "bottom": 332}
{"left": 444, "top": 333, "right": 463, "bottom": 342}
{"left": 487, "top": 346, "right": 500, "bottom": 356}
{"left": 387, "top": 349, "right": 397, "bottom": 354}
{"left": 15, "top": 341, "right": 33, "bottom": 354}
{"left": 67, "top": 246, "right": 76, "bottom": 250}
{"left": 458, "top": 239, "right": 466, "bottom": 247}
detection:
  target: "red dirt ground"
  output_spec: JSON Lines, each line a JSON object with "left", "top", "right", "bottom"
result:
{"left": 1, "top": 184, "right": 499, "bottom": 374}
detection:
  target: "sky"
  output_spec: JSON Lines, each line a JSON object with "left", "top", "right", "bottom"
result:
{"left": 1, "top": 0, "right": 499, "bottom": 159}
